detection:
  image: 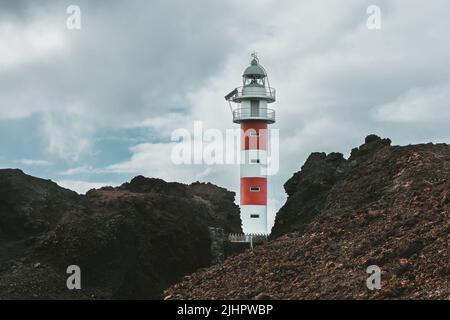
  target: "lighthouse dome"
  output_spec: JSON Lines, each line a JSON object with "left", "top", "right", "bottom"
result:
{"left": 243, "top": 58, "right": 266, "bottom": 79}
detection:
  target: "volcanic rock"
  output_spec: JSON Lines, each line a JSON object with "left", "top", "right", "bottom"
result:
{"left": 0, "top": 171, "right": 241, "bottom": 299}
{"left": 164, "top": 135, "right": 449, "bottom": 299}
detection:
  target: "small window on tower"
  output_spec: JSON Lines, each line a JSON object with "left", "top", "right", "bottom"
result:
{"left": 250, "top": 187, "right": 261, "bottom": 192}
{"left": 249, "top": 131, "right": 260, "bottom": 137}
{"left": 250, "top": 214, "right": 260, "bottom": 218}
{"left": 250, "top": 159, "right": 260, "bottom": 164}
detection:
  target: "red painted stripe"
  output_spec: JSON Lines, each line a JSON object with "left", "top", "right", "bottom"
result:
{"left": 241, "top": 121, "right": 268, "bottom": 150}
{"left": 240, "top": 177, "right": 267, "bottom": 205}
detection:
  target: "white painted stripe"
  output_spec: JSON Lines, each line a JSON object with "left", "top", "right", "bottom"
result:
{"left": 240, "top": 150, "right": 267, "bottom": 177}
{"left": 240, "top": 205, "right": 267, "bottom": 234}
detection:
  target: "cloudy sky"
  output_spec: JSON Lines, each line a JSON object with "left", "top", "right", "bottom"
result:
{"left": 1, "top": 0, "right": 449, "bottom": 231}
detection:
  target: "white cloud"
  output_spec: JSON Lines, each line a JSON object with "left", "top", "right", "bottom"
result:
{"left": 373, "top": 80, "right": 450, "bottom": 123}
{"left": 40, "top": 111, "right": 93, "bottom": 161}
{"left": 58, "top": 165, "right": 95, "bottom": 176}
{"left": 127, "top": 112, "right": 194, "bottom": 138}
{"left": 0, "top": 19, "right": 68, "bottom": 70}
{"left": 0, "top": 0, "right": 246, "bottom": 159}
{"left": 4, "top": 0, "right": 450, "bottom": 161}
{"left": 56, "top": 179, "right": 117, "bottom": 194}
{"left": 105, "top": 142, "right": 212, "bottom": 183}
{"left": 17, "top": 159, "right": 53, "bottom": 166}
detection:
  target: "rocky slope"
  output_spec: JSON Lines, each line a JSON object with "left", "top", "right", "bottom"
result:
{"left": 164, "top": 135, "right": 449, "bottom": 299}
{"left": 0, "top": 172, "right": 241, "bottom": 299}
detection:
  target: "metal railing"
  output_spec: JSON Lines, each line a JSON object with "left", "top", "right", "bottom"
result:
{"left": 228, "top": 233, "right": 268, "bottom": 249}
{"left": 228, "top": 233, "right": 268, "bottom": 242}
{"left": 229, "top": 86, "right": 276, "bottom": 101}
{"left": 232, "top": 107, "right": 276, "bottom": 123}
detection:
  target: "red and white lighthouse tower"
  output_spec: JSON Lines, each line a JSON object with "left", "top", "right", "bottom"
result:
{"left": 225, "top": 54, "right": 276, "bottom": 235}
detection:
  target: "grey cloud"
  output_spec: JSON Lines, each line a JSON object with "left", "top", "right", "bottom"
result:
{"left": 1, "top": 0, "right": 449, "bottom": 225}
{"left": 0, "top": 0, "right": 251, "bottom": 126}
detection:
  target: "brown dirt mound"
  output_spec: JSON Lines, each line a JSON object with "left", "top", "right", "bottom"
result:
{"left": 164, "top": 136, "right": 450, "bottom": 299}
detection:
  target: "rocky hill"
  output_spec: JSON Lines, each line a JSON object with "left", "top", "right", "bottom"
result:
{"left": 0, "top": 172, "right": 241, "bottom": 299}
{"left": 164, "top": 135, "right": 449, "bottom": 299}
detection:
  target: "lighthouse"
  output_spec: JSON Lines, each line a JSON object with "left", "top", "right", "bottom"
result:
{"left": 225, "top": 54, "right": 276, "bottom": 235}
